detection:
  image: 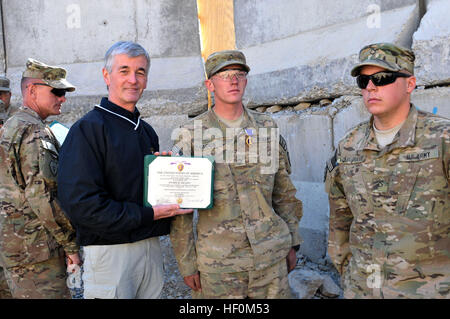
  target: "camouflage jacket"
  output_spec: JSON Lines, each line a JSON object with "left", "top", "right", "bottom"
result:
{"left": 0, "top": 103, "right": 19, "bottom": 127}
{"left": 325, "top": 105, "right": 449, "bottom": 298}
{"left": 0, "top": 106, "right": 78, "bottom": 269}
{"left": 170, "top": 107, "right": 302, "bottom": 276}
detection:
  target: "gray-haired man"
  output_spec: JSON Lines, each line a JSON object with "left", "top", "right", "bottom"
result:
{"left": 57, "top": 41, "right": 192, "bottom": 299}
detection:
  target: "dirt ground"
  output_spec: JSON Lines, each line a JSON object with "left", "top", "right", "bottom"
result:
{"left": 159, "top": 235, "right": 342, "bottom": 299}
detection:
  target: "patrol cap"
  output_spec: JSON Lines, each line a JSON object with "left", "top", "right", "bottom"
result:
{"left": 22, "top": 58, "right": 76, "bottom": 91}
{"left": 0, "top": 76, "right": 10, "bottom": 92}
{"left": 351, "top": 43, "right": 415, "bottom": 77}
{"left": 205, "top": 50, "right": 250, "bottom": 79}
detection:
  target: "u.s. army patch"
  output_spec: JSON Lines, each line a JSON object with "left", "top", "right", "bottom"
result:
{"left": 399, "top": 148, "right": 439, "bottom": 161}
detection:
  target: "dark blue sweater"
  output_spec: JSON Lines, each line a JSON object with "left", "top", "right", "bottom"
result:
{"left": 57, "top": 97, "right": 170, "bottom": 246}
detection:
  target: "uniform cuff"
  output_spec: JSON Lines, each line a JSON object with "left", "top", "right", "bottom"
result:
{"left": 64, "top": 243, "right": 79, "bottom": 255}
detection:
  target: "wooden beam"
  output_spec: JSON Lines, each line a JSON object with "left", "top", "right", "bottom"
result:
{"left": 197, "top": 0, "right": 236, "bottom": 108}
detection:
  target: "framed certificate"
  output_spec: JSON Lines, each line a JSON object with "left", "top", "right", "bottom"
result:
{"left": 144, "top": 155, "right": 214, "bottom": 209}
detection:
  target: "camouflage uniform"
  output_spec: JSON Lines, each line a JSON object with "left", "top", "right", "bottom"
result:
{"left": 0, "top": 266, "right": 10, "bottom": 298}
{"left": 0, "top": 59, "right": 78, "bottom": 299}
{"left": 0, "top": 76, "right": 17, "bottom": 129}
{"left": 170, "top": 107, "right": 302, "bottom": 298}
{"left": 0, "top": 102, "right": 19, "bottom": 127}
{"left": 326, "top": 43, "right": 450, "bottom": 299}
{"left": 0, "top": 76, "right": 13, "bottom": 298}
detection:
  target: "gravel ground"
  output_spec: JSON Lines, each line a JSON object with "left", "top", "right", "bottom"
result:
{"left": 160, "top": 235, "right": 192, "bottom": 299}
{"left": 159, "top": 235, "right": 342, "bottom": 299}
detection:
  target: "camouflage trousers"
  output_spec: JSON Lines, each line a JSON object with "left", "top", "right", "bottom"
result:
{"left": 192, "top": 258, "right": 292, "bottom": 299}
{"left": 342, "top": 262, "right": 450, "bottom": 299}
{"left": 3, "top": 255, "right": 71, "bottom": 299}
{"left": 0, "top": 267, "right": 12, "bottom": 298}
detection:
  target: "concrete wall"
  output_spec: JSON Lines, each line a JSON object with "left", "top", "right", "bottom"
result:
{"left": 4, "top": 0, "right": 207, "bottom": 118}
{"left": 412, "top": 0, "right": 450, "bottom": 86}
{"left": 0, "top": 1, "right": 5, "bottom": 74}
{"left": 1, "top": 0, "right": 449, "bottom": 264}
{"left": 236, "top": 0, "right": 420, "bottom": 107}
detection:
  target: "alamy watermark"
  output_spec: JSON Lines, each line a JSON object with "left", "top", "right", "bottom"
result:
{"left": 367, "top": 4, "right": 381, "bottom": 29}
{"left": 66, "top": 4, "right": 81, "bottom": 29}
{"left": 171, "top": 120, "right": 280, "bottom": 175}
{"left": 366, "top": 263, "right": 382, "bottom": 297}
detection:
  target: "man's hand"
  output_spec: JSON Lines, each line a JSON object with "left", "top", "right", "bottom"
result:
{"left": 153, "top": 204, "right": 193, "bottom": 220}
{"left": 153, "top": 151, "right": 172, "bottom": 156}
{"left": 66, "top": 253, "right": 81, "bottom": 267}
{"left": 286, "top": 248, "right": 297, "bottom": 273}
{"left": 184, "top": 272, "right": 202, "bottom": 292}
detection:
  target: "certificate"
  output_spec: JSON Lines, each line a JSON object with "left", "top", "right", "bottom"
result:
{"left": 48, "top": 121, "right": 70, "bottom": 147}
{"left": 144, "top": 155, "right": 214, "bottom": 209}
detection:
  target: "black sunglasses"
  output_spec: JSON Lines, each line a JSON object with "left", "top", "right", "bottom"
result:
{"left": 32, "top": 83, "right": 66, "bottom": 97}
{"left": 356, "top": 71, "right": 411, "bottom": 89}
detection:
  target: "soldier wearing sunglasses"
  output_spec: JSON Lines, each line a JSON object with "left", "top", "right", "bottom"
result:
{"left": 0, "top": 58, "right": 79, "bottom": 298}
{"left": 325, "top": 43, "right": 449, "bottom": 298}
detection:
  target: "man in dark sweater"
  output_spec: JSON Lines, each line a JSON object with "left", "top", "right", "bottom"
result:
{"left": 57, "top": 41, "right": 192, "bottom": 299}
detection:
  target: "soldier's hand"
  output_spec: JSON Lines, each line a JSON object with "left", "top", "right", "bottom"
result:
{"left": 153, "top": 204, "right": 193, "bottom": 220}
{"left": 66, "top": 253, "right": 82, "bottom": 267}
{"left": 184, "top": 272, "right": 201, "bottom": 292}
{"left": 286, "top": 248, "right": 297, "bottom": 273}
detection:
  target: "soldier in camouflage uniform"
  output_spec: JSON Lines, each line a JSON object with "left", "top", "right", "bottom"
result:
{"left": 170, "top": 50, "right": 303, "bottom": 298}
{"left": 0, "top": 76, "right": 13, "bottom": 298}
{"left": 325, "top": 43, "right": 449, "bottom": 298}
{"left": 0, "top": 76, "right": 18, "bottom": 129}
{"left": 0, "top": 58, "right": 80, "bottom": 298}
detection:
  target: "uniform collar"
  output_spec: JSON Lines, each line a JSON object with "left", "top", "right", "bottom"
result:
{"left": 359, "top": 104, "right": 418, "bottom": 152}
{"left": 208, "top": 105, "right": 255, "bottom": 133}
{"left": 20, "top": 105, "right": 46, "bottom": 123}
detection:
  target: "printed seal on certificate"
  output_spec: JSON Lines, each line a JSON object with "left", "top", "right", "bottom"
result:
{"left": 144, "top": 155, "right": 214, "bottom": 209}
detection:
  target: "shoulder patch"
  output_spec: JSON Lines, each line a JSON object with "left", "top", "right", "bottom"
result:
{"left": 279, "top": 134, "right": 292, "bottom": 174}
{"left": 326, "top": 150, "right": 338, "bottom": 173}
{"left": 324, "top": 149, "right": 338, "bottom": 182}
{"left": 279, "top": 134, "right": 288, "bottom": 153}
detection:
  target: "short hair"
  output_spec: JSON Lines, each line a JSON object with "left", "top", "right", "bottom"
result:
{"left": 104, "top": 41, "right": 150, "bottom": 73}
{"left": 20, "top": 77, "right": 34, "bottom": 96}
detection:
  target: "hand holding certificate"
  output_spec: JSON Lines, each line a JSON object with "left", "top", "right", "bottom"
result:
{"left": 144, "top": 155, "right": 214, "bottom": 209}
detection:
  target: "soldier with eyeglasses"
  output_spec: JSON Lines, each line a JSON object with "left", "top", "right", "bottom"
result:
{"left": 325, "top": 43, "right": 449, "bottom": 298}
{"left": 170, "top": 50, "right": 303, "bottom": 298}
{"left": 0, "top": 58, "right": 79, "bottom": 298}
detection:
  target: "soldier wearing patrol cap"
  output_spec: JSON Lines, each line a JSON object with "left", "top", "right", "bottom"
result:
{"left": 170, "top": 50, "right": 303, "bottom": 298}
{"left": 0, "top": 58, "right": 79, "bottom": 298}
{"left": 0, "top": 75, "right": 13, "bottom": 298}
{"left": 325, "top": 43, "right": 450, "bottom": 298}
{"left": 0, "top": 75, "right": 17, "bottom": 129}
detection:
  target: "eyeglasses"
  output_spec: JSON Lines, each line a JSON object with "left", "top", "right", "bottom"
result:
{"left": 356, "top": 71, "right": 411, "bottom": 89}
{"left": 213, "top": 69, "right": 247, "bottom": 82}
{"left": 32, "top": 83, "right": 67, "bottom": 97}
